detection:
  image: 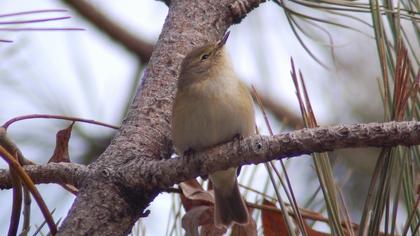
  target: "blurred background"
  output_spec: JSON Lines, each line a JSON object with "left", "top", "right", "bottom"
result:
{"left": 0, "top": 0, "right": 418, "bottom": 235}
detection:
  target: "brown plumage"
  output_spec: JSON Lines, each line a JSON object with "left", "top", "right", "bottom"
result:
{"left": 171, "top": 33, "right": 254, "bottom": 228}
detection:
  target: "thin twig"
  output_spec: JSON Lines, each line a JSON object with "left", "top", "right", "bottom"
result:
{"left": 2, "top": 114, "right": 119, "bottom": 130}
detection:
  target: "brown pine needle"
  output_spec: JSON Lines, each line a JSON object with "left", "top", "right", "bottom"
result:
{"left": 0, "top": 145, "right": 57, "bottom": 234}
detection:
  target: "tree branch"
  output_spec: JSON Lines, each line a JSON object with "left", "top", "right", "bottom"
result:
{"left": 123, "top": 121, "right": 420, "bottom": 190}
{"left": 58, "top": 0, "right": 267, "bottom": 235}
{"left": 6, "top": 1, "right": 416, "bottom": 235}
{"left": 0, "top": 163, "right": 88, "bottom": 190}
{"left": 3, "top": 121, "right": 417, "bottom": 192}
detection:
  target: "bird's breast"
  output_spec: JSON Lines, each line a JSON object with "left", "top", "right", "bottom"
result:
{"left": 172, "top": 76, "right": 255, "bottom": 154}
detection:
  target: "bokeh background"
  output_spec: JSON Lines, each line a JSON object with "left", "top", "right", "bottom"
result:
{"left": 1, "top": 0, "right": 416, "bottom": 235}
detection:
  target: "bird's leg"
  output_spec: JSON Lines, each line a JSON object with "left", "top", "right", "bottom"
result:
{"left": 232, "top": 133, "right": 244, "bottom": 141}
{"left": 184, "top": 148, "right": 209, "bottom": 181}
{"left": 183, "top": 148, "right": 197, "bottom": 165}
{"left": 183, "top": 148, "right": 195, "bottom": 157}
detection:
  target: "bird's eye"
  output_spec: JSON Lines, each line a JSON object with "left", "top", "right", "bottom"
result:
{"left": 201, "top": 54, "right": 209, "bottom": 60}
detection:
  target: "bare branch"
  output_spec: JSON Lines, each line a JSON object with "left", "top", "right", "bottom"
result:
{"left": 125, "top": 121, "right": 420, "bottom": 190}
{"left": 0, "top": 163, "right": 88, "bottom": 189}
{"left": 2, "top": 114, "right": 119, "bottom": 130}
{"left": 3, "top": 121, "right": 417, "bottom": 192}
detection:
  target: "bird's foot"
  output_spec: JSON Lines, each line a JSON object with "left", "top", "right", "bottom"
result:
{"left": 232, "top": 133, "right": 244, "bottom": 141}
{"left": 183, "top": 148, "right": 195, "bottom": 156}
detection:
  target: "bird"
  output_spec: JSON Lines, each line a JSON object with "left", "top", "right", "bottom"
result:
{"left": 171, "top": 32, "right": 255, "bottom": 228}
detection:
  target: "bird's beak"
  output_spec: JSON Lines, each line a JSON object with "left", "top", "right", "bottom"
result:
{"left": 216, "top": 31, "right": 230, "bottom": 50}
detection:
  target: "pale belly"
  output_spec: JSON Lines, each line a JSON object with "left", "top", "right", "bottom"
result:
{"left": 172, "top": 80, "right": 255, "bottom": 154}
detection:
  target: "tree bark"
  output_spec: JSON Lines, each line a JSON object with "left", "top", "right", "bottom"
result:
{"left": 1, "top": 1, "right": 418, "bottom": 235}
{"left": 1, "top": 0, "right": 419, "bottom": 235}
{"left": 1, "top": 121, "right": 420, "bottom": 191}
{"left": 0, "top": 163, "right": 86, "bottom": 189}
{"left": 58, "top": 0, "right": 266, "bottom": 235}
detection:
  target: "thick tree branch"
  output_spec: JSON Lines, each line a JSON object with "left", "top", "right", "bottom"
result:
{"left": 7, "top": 1, "right": 414, "bottom": 235}
{"left": 123, "top": 121, "right": 420, "bottom": 189}
{"left": 3, "top": 121, "right": 418, "bottom": 191}
{"left": 0, "top": 163, "right": 88, "bottom": 189}
{"left": 58, "top": 0, "right": 267, "bottom": 235}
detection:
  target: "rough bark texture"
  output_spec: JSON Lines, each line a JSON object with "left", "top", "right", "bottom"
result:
{"left": 1, "top": 1, "right": 418, "bottom": 235}
{"left": 1, "top": 121, "right": 419, "bottom": 191}
{"left": 124, "top": 121, "right": 420, "bottom": 190}
{"left": 0, "top": 163, "right": 86, "bottom": 189}
{"left": 58, "top": 0, "right": 266, "bottom": 235}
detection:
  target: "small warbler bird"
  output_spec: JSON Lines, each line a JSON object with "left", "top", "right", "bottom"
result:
{"left": 171, "top": 32, "right": 255, "bottom": 228}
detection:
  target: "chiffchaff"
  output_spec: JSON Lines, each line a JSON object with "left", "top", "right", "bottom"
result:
{"left": 171, "top": 32, "right": 255, "bottom": 228}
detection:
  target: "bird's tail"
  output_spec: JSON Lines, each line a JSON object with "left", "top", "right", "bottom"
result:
{"left": 211, "top": 168, "right": 249, "bottom": 228}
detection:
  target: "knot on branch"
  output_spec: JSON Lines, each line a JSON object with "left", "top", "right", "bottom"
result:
{"left": 249, "top": 135, "right": 268, "bottom": 156}
{"left": 229, "top": 0, "right": 267, "bottom": 24}
{"left": 91, "top": 167, "right": 121, "bottom": 185}
{"left": 336, "top": 126, "right": 350, "bottom": 137}
{"left": 100, "top": 168, "right": 112, "bottom": 178}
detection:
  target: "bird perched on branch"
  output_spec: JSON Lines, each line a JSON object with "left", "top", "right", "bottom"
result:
{"left": 171, "top": 32, "right": 255, "bottom": 228}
